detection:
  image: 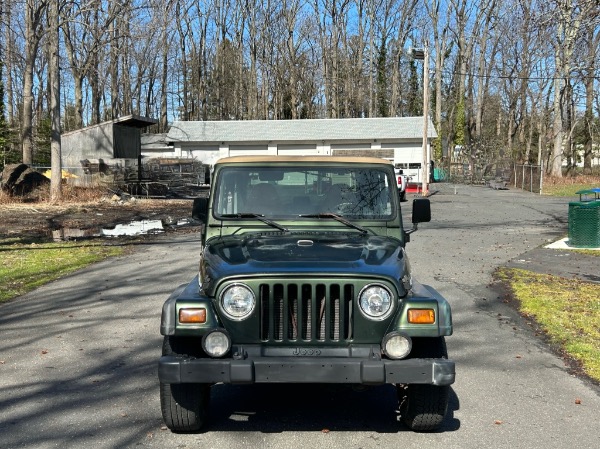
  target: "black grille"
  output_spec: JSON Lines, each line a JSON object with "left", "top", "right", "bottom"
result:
{"left": 259, "top": 283, "right": 354, "bottom": 342}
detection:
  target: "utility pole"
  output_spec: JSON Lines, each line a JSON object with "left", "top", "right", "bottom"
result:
{"left": 422, "top": 46, "right": 430, "bottom": 196}
{"left": 410, "top": 47, "right": 430, "bottom": 196}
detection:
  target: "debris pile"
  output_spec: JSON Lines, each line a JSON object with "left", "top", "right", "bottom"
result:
{"left": 0, "top": 164, "right": 50, "bottom": 195}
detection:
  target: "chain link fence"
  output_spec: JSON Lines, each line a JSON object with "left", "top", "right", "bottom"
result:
{"left": 444, "top": 160, "right": 543, "bottom": 194}
{"left": 34, "top": 158, "right": 210, "bottom": 197}
{"left": 513, "top": 163, "right": 543, "bottom": 194}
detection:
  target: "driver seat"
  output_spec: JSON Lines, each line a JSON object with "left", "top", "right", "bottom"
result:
{"left": 246, "top": 183, "right": 280, "bottom": 214}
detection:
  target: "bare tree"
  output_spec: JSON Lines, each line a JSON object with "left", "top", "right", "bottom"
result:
{"left": 63, "top": 0, "right": 125, "bottom": 128}
{"left": 387, "top": 0, "right": 418, "bottom": 118}
{"left": 160, "top": 1, "right": 173, "bottom": 130}
{"left": 425, "top": 0, "right": 451, "bottom": 159}
{"left": 280, "top": 0, "right": 302, "bottom": 119}
{"left": 3, "top": 0, "right": 15, "bottom": 125}
{"left": 582, "top": 17, "right": 600, "bottom": 173}
{"left": 314, "top": 0, "right": 351, "bottom": 118}
{"left": 547, "top": 0, "right": 595, "bottom": 177}
{"left": 2, "top": 0, "right": 599, "bottom": 181}
{"left": 22, "top": 0, "right": 48, "bottom": 164}
{"left": 245, "top": 0, "right": 260, "bottom": 119}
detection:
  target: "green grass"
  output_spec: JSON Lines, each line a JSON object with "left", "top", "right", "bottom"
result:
{"left": 497, "top": 268, "right": 600, "bottom": 382}
{"left": 543, "top": 183, "right": 597, "bottom": 197}
{"left": 542, "top": 174, "right": 600, "bottom": 197}
{"left": 0, "top": 238, "right": 124, "bottom": 303}
{"left": 572, "top": 249, "right": 600, "bottom": 256}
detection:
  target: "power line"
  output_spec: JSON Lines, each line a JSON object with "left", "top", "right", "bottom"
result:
{"left": 431, "top": 68, "right": 600, "bottom": 82}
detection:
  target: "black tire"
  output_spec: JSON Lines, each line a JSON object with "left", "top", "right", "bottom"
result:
{"left": 160, "top": 336, "right": 210, "bottom": 432}
{"left": 400, "top": 190, "right": 406, "bottom": 202}
{"left": 398, "top": 337, "right": 450, "bottom": 432}
{"left": 160, "top": 382, "right": 210, "bottom": 432}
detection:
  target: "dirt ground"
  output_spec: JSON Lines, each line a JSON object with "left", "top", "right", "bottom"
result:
{"left": 0, "top": 197, "right": 199, "bottom": 241}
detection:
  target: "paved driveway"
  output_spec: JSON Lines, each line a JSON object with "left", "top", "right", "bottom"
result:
{"left": 0, "top": 185, "right": 598, "bottom": 449}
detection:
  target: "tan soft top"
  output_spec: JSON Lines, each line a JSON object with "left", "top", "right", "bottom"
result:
{"left": 215, "top": 155, "right": 393, "bottom": 165}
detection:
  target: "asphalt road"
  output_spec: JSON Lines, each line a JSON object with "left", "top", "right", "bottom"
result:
{"left": 1, "top": 184, "right": 599, "bottom": 449}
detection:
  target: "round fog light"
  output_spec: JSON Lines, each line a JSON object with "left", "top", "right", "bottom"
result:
{"left": 202, "top": 329, "right": 231, "bottom": 358}
{"left": 382, "top": 332, "right": 412, "bottom": 359}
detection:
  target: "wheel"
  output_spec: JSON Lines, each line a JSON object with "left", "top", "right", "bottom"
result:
{"left": 160, "top": 336, "right": 210, "bottom": 432}
{"left": 400, "top": 190, "right": 406, "bottom": 202}
{"left": 398, "top": 337, "right": 450, "bottom": 432}
{"left": 160, "top": 382, "right": 210, "bottom": 432}
{"left": 398, "top": 383, "right": 449, "bottom": 431}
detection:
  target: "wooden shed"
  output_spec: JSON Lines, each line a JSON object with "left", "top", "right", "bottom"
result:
{"left": 61, "top": 115, "right": 157, "bottom": 174}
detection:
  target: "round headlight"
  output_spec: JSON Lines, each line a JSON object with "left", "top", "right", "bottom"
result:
{"left": 382, "top": 332, "right": 412, "bottom": 359}
{"left": 359, "top": 285, "right": 393, "bottom": 319}
{"left": 220, "top": 284, "right": 255, "bottom": 320}
{"left": 202, "top": 329, "right": 231, "bottom": 357}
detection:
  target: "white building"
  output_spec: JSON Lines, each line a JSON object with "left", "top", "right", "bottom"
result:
{"left": 145, "top": 117, "right": 437, "bottom": 184}
{"left": 561, "top": 146, "right": 600, "bottom": 168}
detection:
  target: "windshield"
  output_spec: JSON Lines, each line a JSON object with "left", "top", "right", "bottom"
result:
{"left": 213, "top": 165, "right": 396, "bottom": 220}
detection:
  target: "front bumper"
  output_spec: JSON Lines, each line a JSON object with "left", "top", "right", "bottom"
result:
{"left": 158, "top": 355, "right": 455, "bottom": 386}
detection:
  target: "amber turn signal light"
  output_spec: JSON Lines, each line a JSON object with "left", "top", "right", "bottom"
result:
{"left": 407, "top": 308, "right": 435, "bottom": 324}
{"left": 179, "top": 308, "right": 207, "bottom": 324}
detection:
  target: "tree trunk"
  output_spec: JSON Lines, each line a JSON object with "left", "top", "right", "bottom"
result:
{"left": 109, "top": 15, "right": 118, "bottom": 119}
{"left": 120, "top": 16, "right": 132, "bottom": 115}
{"left": 49, "top": 0, "right": 61, "bottom": 201}
{"left": 160, "top": 2, "right": 170, "bottom": 131}
{"left": 367, "top": 1, "right": 375, "bottom": 117}
{"left": 549, "top": 0, "right": 590, "bottom": 177}
{"left": 4, "top": 0, "right": 14, "bottom": 124}
{"left": 22, "top": 0, "right": 47, "bottom": 165}
{"left": 426, "top": 0, "right": 451, "bottom": 159}
{"left": 550, "top": 72, "right": 564, "bottom": 177}
{"left": 247, "top": 1, "right": 258, "bottom": 120}
{"left": 583, "top": 23, "right": 598, "bottom": 174}
{"left": 90, "top": 6, "right": 101, "bottom": 124}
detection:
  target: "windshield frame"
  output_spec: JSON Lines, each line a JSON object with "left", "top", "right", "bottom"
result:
{"left": 211, "top": 163, "right": 398, "bottom": 222}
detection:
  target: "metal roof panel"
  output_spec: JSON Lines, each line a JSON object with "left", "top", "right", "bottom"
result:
{"left": 166, "top": 117, "right": 437, "bottom": 143}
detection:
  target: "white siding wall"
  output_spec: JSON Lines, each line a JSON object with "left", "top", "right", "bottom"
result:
{"left": 277, "top": 144, "right": 318, "bottom": 155}
{"left": 156, "top": 139, "right": 432, "bottom": 180}
{"left": 382, "top": 142, "right": 425, "bottom": 183}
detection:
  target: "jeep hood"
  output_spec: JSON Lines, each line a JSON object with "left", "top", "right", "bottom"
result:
{"left": 200, "top": 232, "right": 408, "bottom": 293}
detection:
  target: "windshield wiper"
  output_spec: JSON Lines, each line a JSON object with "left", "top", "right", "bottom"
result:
{"left": 219, "top": 213, "right": 288, "bottom": 232}
{"left": 299, "top": 213, "right": 369, "bottom": 234}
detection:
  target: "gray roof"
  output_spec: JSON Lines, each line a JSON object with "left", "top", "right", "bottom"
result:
{"left": 166, "top": 117, "right": 437, "bottom": 144}
{"left": 141, "top": 133, "right": 170, "bottom": 151}
{"left": 62, "top": 114, "right": 158, "bottom": 137}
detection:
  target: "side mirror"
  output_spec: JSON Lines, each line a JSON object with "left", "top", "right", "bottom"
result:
{"left": 192, "top": 197, "right": 209, "bottom": 222}
{"left": 412, "top": 198, "right": 431, "bottom": 224}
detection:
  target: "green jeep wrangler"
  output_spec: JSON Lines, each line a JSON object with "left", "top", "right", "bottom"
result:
{"left": 158, "top": 156, "right": 454, "bottom": 432}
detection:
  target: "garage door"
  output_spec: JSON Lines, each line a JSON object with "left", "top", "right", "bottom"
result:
{"left": 228, "top": 144, "right": 269, "bottom": 156}
{"left": 277, "top": 144, "right": 318, "bottom": 156}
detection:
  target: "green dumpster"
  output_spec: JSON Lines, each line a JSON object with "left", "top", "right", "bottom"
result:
{"left": 568, "top": 189, "right": 600, "bottom": 248}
